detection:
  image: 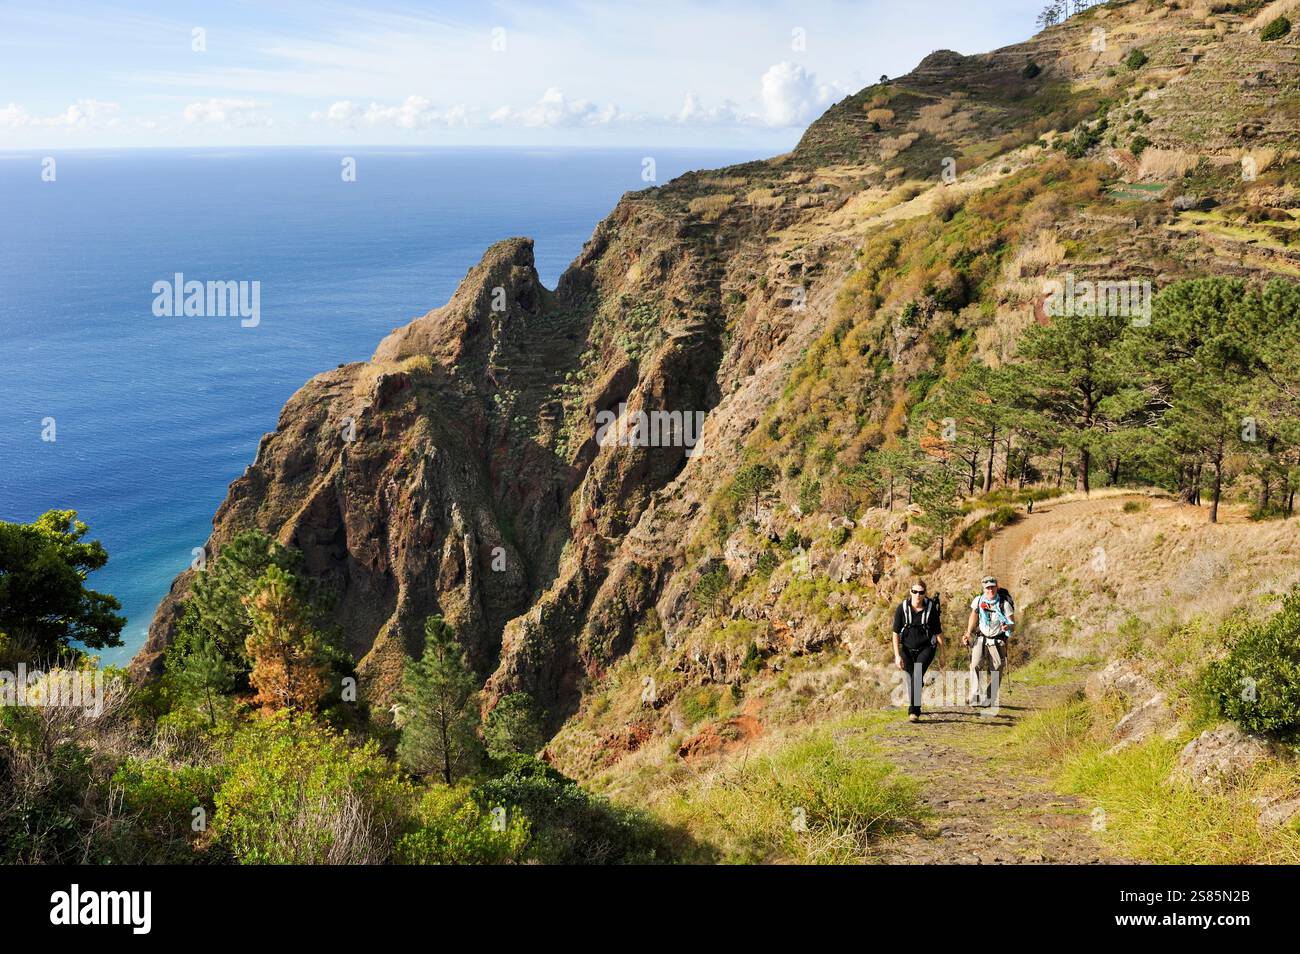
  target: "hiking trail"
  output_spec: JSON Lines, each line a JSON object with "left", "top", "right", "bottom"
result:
{"left": 872, "top": 494, "right": 1153, "bottom": 864}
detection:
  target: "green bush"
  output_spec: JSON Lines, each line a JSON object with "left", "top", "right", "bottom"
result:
{"left": 1261, "top": 16, "right": 1291, "bottom": 42}
{"left": 112, "top": 759, "right": 222, "bottom": 862}
{"left": 394, "top": 785, "right": 528, "bottom": 864}
{"left": 798, "top": 477, "right": 822, "bottom": 514}
{"left": 212, "top": 713, "right": 413, "bottom": 863}
{"left": 472, "top": 753, "right": 680, "bottom": 864}
{"left": 1125, "top": 48, "right": 1148, "bottom": 70}
{"left": 1022, "top": 61, "right": 1042, "bottom": 79}
{"left": 1200, "top": 590, "right": 1300, "bottom": 738}
{"left": 1248, "top": 503, "right": 1291, "bottom": 522}
{"left": 0, "top": 708, "right": 99, "bottom": 863}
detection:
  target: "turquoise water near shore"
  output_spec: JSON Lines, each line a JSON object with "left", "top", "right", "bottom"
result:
{"left": 0, "top": 147, "right": 761, "bottom": 665}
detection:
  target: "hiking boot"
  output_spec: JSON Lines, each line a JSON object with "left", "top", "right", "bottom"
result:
{"left": 907, "top": 713, "right": 920, "bottom": 723}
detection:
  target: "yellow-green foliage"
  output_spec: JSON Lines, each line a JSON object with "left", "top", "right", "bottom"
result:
{"left": 1059, "top": 739, "right": 1300, "bottom": 864}
{"left": 678, "top": 685, "right": 735, "bottom": 727}
{"left": 394, "top": 784, "right": 529, "bottom": 864}
{"left": 1011, "top": 697, "right": 1300, "bottom": 864}
{"left": 654, "top": 715, "right": 921, "bottom": 863}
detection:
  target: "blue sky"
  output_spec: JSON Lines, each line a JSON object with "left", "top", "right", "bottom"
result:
{"left": 0, "top": 0, "right": 1046, "bottom": 150}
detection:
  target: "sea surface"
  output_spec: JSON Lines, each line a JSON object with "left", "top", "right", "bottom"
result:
{"left": 0, "top": 146, "right": 762, "bottom": 665}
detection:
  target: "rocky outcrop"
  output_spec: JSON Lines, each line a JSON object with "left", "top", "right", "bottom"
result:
{"left": 1171, "top": 726, "right": 1274, "bottom": 792}
{"left": 1085, "top": 660, "right": 1178, "bottom": 749}
{"left": 132, "top": 238, "right": 573, "bottom": 702}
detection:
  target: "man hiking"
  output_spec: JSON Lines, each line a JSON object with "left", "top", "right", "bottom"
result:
{"left": 892, "top": 579, "right": 943, "bottom": 722}
{"left": 963, "top": 575, "right": 1014, "bottom": 707}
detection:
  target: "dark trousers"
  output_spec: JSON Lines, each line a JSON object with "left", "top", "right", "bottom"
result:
{"left": 900, "top": 642, "right": 936, "bottom": 715}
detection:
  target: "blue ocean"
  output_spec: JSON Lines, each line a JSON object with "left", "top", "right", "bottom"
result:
{"left": 0, "top": 147, "right": 761, "bottom": 665}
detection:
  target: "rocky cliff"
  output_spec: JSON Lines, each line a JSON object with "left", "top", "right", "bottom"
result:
{"left": 134, "top": 0, "right": 1300, "bottom": 742}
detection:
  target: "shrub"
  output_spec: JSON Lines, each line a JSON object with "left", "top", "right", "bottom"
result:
{"left": 1261, "top": 16, "right": 1291, "bottom": 42}
{"left": 798, "top": 477, "right": 822, "bottom": 514}
{"left": 1200, "top": 590, "right": 1300, "bottom": 738}
{"left": 1022, "top": 61, "right": 1042, "bottom": 79}
{"left": 1248, "top": 503, "right": 1291, "bottom": 522}
{"left": 678, "top": 686, "right": 721, "bottom": 727}
{"left": 213, "top": 713, "right": 413, "bottom": 864}
{"left": 473, "top": 754, "right": 679, "bottom": 863}
{"left": 1125, "top": 48, "right": 1148, "bottom": 70}
{"left": 394, "top": 785, "right": 528, "bottom": 864}
{"left": 112, "top": 759, "right": 222, "bottom": 863}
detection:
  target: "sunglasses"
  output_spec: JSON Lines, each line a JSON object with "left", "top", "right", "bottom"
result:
{"left": 911, "top": 588, "right": 926, "bottom": 595}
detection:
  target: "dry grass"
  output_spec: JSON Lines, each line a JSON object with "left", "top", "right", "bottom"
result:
{"left": 1239, "top": 147, "right": 1278, "bottom": 177}
{"left": 351, "top": 354, "right": 434, "bottom": 397}
{"left": 879, "top": 132, "right": 919, "bottom": 162}
{"left": 1138, "top": 147, "right": 1196, "bottom": 180}
{"left": 866, "top": 107, "right": 895, "bottom": 126}
{"left": 688, "top": 193, "right": 736, "bottom": 222}
{"left": 746, "top": 187, "right": 784, "bottom": 209}
{"left": 1248, "top": 0, "right": 1300, "bottom": 31}
{"left": 1006, "top": 229, "right": 1067, "bottom": 282}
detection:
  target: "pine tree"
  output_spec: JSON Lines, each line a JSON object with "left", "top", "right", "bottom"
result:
{"left": 1138, "top": 279, "right": 1258, "bottom": 523}
{"left": 175, "top": 635, "right": 236, "bottom": 727}
{"left": 397, "top": 616, "right": 484, "bottom": 784}
{"left": 1016, "top": 308, "right": 1132, "bottom": 493}
{"left": 730, "top": 463, "right": 777, "bottom": 519}
{"left": 173, "top": 529, "right": 315, "bottom": 669}
{"left": 243, "top": 565, "right": 333, "bottom": 713}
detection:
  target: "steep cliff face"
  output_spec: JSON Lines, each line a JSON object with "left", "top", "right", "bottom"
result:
{"left": 135, "top": 1, "right": 1300, "bottom": 736}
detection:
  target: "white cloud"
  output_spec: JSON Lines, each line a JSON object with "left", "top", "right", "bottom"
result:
{"left": 311, "top": 96, "right": 472, "bottom": 129}
{"left": 759, "top": 61, "right": 842, "bottom": 126}
{"left": 0, "top": 100, "right": 122, "bottom": 131}
{"left": 489, "top": 88, "right": 622, "bottom": 128}
{"left": 0, "top": 102, "right": 30, "bottom": 130}
{"left": 39, "top": 99, "right": 121, "bottom": 128}
{"left": 677, "top": 92, "right": 744, "bottom": 126}
{"left": 183, "top": 98, "right": 274, "bottom": 128}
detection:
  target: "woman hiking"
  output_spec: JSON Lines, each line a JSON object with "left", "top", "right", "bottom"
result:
{"left": 892, "top": 579, "right": 943, "bottom": 722}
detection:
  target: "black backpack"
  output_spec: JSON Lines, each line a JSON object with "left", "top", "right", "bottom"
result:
{"left": 900, "top": 594, "right": 940, "bottom": 649}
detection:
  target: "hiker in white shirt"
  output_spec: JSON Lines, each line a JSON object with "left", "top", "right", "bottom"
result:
{"left": 963, "top": 575, "right": 1014, "bottom": 707}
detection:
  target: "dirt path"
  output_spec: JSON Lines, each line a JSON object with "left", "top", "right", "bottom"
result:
{"left": 873, "top": 679, "right": 1114, "bottom": 864}
{"left": 873, "top": 494, "right": 1152, "bottom": 864}
{"left": 981, "top": 491, "right": 1153, "bottom": 586}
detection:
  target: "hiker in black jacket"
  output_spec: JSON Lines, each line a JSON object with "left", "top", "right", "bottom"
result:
{"left": 892, "top": 579, "right": 943, "bottom": 722}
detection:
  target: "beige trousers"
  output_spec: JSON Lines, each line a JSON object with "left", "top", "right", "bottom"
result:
{"left": 969, "top": 636, "right": 1005, "bottom": 703}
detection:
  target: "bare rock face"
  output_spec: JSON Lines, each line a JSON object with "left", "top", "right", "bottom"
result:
{"left": 1085, "top": 660, "right": 1178, "bottom": 749}
{"left": 1109, "top": 692, "right": 1177, "bottom": 750}
{"left": 1254, "top": 795, "right": 1300, "bottom": 832}
{"left": 1172, "top": 726, "right": 1274, "bottom": 792}
{"left": 132, "top": 238, "right": 575, "bottom": 704}
{"left": 1085, "top": 659, "right": 1159, "bottom": 705}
